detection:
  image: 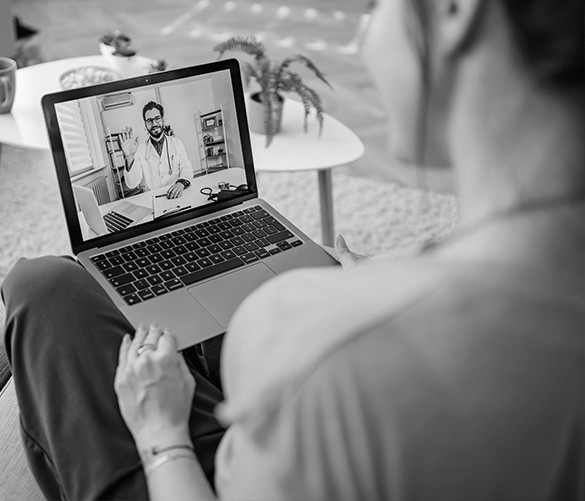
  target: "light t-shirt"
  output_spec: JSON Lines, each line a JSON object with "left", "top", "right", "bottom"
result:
{"left": 214, "top": 259, "right": 585, "bottom": 500}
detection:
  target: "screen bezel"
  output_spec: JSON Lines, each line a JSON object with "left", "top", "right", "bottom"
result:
{"left": 42, "top": 58, "right": 258, "bottom": 254}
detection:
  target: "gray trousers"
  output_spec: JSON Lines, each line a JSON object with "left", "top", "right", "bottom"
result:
{"left": 2, "top": 256, "right": 226, "bottom": 500}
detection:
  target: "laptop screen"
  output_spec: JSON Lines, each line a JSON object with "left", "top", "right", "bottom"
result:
{"left": 43, "top": 59, "right": 257, "bottom": 253}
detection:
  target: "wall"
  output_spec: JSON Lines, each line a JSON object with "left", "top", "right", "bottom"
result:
{"left": 158, "top": 78, "right": 214, "bottom": 175}
{"left": 210, "top": 70, "right": 245, "bottom": 169}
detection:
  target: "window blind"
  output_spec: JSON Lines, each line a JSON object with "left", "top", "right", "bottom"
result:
{"left": 55, "top": 101, "right": 94, "bottom": 176}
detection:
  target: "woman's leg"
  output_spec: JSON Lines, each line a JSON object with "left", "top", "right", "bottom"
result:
{"left": 2, "top": 256, "right": 225, "bottom": 500}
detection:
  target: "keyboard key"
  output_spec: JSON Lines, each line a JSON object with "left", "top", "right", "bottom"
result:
{"left": 149, "top": 253, "right": 164, "bottom": 263}
{"left": 134, "top": 279, "right": 151, "bottom": 290}
{"left": 221, "top": 249, "right": 236, "bottom": 260}
{"left": 173, "top": 265, "right": 189, "bottom": 276}
{"left": 122, "top": 262, "right": 139, "bottom": 272}
{"left": 269, "top": 248, "right": 282, "bottom": 255}
{"left": 207, "top": 225, "right": 221, "bottom": 234}
{"left": 135, "top": 258, "right": 150, "bottom": 268}
{"left": 90, "top": 254, "right": 107, "bottom": 263}
{"left": 185, "top": 262, "right": 201, "bottom": 273}
{"left": 242, "top": 253, "right": 259, "bottom": 264}
{"left": 244, "top": 242, "right": 259, "bottom": 252}
{"left": 254, "top": 248, "right": 270, "bottom": 259}
{"left": 277, "top": 241, "right": 292, "bottom": 251}
{"left": 147, "top": 275, "right": 163, "bottom": 286}
{"left": 240, "top": 214, "right": 253, "bottom": 223}
{"left": 161, "top": 249, "right": 175, "bottom": 260}
{"left": 233, "top": 246, "right": 247, "bottom": 256}
{"left": 171, "top": 236, "right": 187, "bottom": 245}
{"left": 194, "top": 229, "right": 210, "bottom": 238}
{"left": 197, "top": 257, "right": 213, "bottom": 268}
{"left": 267, "top": 230, "right": 294, "bottom": 244}
{"left": 105, "top": 250, "right": 120, "bottom": 258}
{"left": 264, "top": 225, "right": 277, "bottom": 235}
{"left": 256, "top": 238, "right": 270, "bottom": 248}
{"left": 291, "top": 240, "right": 303, "bottom": 247}
{"left": 195, "top": 248, "right": 211, "bottom": 258}
{"left": 160, "top": 271, "right": 176, "bottom": 281}
{"left": 110, "top": 256, "right": 125, "bottom": 266}
{"left": 181, "top": 257, "right": 245, "bottom": 286}
{"left": 133, "top": 269, "right": 149, "bottom": 279}
{"left": 171, "top": 256, "right": 187, "bottom": 266}
{"left": 242, "top": 233, "right": 255, "bottom": 243}
{"left": 185, "top": 242, "right": 200, "bottom": 251}
{"left": 230, "top": 236, "right": 245, "bottom": 246}
{"left": 217, "top": 222, "right": 231, "bottom": 231}
{"left": 134, "top": 248, "right": 149, "bottom": 258}
{"left": 94, "top": 260, "right": 112, "bottom": 271}
{"left": 253, "top": 219, "right": 268, "bottom": 228}
{"left": 197, "top": 237, "right": 211, "bottom": 247}
{"left": 208, "top": 244, "right": 222, "bottom": 254}
{"left": 252, "top": 210, "right": 269, "bottom": 219}
{"left": 159, "top": 240, "right": 173, "bottom": 250}
{"left": 147, "top": 243, "right": 163, "bottom": 253}
{"left": 210, "top": 254, "right": 225, "bottom": 264}
{"left": 137, "top": 289, "right": 155, "bottom": 301}
{"left": 123, "top": 293, "right": 141, "bottom": 305}
{"left": 219, "top": 240, "right": 234, "bottom": 250}
{"left": 209, "top": 234, "right": 223, "bottom": 244}
{"left": 164, "top": 279, "right": 183, "bottom": 291}
{"left": 159, "top": 260, "right": 174, "bottom": 271}
{"left": 219, "top": 230, "right": 234, "bottom": 239}
{"left": 146, "top": 264, "right": 162, "bottom": 275}
{"left": 121, "top": 251, "right": 138, "bottom": 262}
{"left": 103, "top": 266, "right": 126, "bottom": 279}
{"left": 109, "top": 273, "right": 135, "bottom": 287}
{"left": 184, "top": 251, "right": 198, "bottom": 262}
{"left": 232, "top": 227, "right": 245, "bottom": 236}
{"left": 151, "top": 284, "right": 168, "bottom": 296}
{"left": 116, "top": 283, "right": 137, "bottom": 296}
{"left": 174, "top": 245, "right": 188, "bottom": 255}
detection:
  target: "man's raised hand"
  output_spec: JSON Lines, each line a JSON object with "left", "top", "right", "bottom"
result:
{"left": 120, "top": 126, "right": 139, "bottom": 161}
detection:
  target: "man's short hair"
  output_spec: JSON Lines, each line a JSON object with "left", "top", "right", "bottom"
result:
{"left": 142, "top": 101, "right": 164, "bottom": 121}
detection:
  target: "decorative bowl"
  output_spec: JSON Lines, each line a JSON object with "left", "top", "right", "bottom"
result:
{"left": 59, "top": 66, "right": 121, "bottom": 90}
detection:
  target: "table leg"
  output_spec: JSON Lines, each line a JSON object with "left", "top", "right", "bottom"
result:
{"left": 317, "top": 169, "right": 335, "bottom": 247}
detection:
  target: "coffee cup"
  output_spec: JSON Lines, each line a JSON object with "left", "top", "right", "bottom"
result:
{"left": 0, "top": 57, "right": 17, "bottom": 114}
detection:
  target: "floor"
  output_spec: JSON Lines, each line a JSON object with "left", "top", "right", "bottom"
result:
{"left": 11, "top": 0, "right": 454, "bottom": 190}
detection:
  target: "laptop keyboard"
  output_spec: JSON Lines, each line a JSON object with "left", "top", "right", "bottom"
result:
{"left": 103, "top": 211, "right": 133, "bottom": 233}
{"left": 90, "top": 205, "right": 303, "bottom": 305}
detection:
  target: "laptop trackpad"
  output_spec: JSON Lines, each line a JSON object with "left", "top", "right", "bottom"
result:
{"left": 188, "top": 263, "right": 277, "bottom": 328}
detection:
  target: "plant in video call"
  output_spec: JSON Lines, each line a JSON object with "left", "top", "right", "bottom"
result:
{"left": 214, "top": 35, "right": 332, "bottom": 146}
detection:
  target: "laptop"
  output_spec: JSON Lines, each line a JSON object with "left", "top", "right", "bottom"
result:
{"left": 42, "top": 58, "right": 338, "bottom": 349}
{"left": 73, "top": 184, "right": 151, "bottom": 235}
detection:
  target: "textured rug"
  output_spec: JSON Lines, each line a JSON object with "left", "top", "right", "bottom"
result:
{"left": 0, "top": 144, "right": 458, "bottom": 327}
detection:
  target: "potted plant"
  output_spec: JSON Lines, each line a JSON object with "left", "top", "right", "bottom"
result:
{"left": 214, "top": 35, "right": 332, "bottom": 146}
{"left": 99, "top": 31, "right": 142, "bottom": 77}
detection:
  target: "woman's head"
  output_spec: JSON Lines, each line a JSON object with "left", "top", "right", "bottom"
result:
{"left": 361, "top": 0, "right": 584, "bottom": 169}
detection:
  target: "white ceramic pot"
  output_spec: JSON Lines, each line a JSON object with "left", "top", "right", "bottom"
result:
{"left": 247, "top": 92, "right": 285, "bottom": 137}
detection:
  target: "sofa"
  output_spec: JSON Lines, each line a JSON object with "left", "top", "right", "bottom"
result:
{"left": 0, "top": 329, "right": 44, "bottom": 499}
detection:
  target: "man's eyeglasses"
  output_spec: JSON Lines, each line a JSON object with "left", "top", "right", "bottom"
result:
{"left": 145, "top": 116, "right": 163, "bottom": 126}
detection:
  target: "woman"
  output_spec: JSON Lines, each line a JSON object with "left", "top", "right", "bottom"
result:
{"left": 3, "top": 0, "right": 583, "bottom": 499}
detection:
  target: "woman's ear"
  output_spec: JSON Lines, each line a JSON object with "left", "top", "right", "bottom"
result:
{"left": 435, "top": 0, "right": 487, "bottom": 57}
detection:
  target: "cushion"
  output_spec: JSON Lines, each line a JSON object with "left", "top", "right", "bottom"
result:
{"left": 0, "top": 378, "right": 44, "bottom": 500}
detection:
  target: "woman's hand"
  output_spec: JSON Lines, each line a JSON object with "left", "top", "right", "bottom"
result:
{"left": 322, "top": 234, "right": 369, "bottom": 269}
{"left": 114, "top": 323, "right": 195, "bottom": 450}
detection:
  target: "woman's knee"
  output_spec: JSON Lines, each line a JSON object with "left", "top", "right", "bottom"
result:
{"left": 1, "top": 256, "right": 85, "bottom": 309}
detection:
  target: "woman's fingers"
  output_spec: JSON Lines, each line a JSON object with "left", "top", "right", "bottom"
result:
{"left": 118, "top": 333, "right": 131, "bottom": 368}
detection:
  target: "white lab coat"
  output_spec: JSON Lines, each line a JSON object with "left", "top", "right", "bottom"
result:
{"left": 125, "top": 135, "right": 194, "bottom": 191}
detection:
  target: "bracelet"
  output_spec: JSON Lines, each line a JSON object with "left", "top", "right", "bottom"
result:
{"left": 177, "top": 178, "right": 191, "bottom": 189}
{"left": 143, "top": 450, "right": 198, "bottom": 478}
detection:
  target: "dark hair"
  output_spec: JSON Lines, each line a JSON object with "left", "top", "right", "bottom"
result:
{"left": 501, "top": 0, "right": 584, "bottom": 86}
{"left": 142, "top": 101, "right": 164, "bottom": 121}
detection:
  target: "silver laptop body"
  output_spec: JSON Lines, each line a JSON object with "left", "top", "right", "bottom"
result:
{"left": 42, "top": 59, "right": 337, "bottom": 349}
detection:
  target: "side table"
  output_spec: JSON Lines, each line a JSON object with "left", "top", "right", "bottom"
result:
{"left": 249, "top": 98, "right": 364, "bottom": 246}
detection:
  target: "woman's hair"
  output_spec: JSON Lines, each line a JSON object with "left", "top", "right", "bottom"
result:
{"left": 501, "top": 0, "right": 584, "bottom": 87}
{"left": 409, "top": 0, "right": 584, "bottom": 88}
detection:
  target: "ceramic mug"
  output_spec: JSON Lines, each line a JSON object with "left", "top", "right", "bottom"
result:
{"left": 0, "top": 57, "right": 17, "bottom": 114}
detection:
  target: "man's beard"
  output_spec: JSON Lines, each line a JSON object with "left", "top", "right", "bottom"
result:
{"left": 149, "top": 126, "right": 163, "bottom": 140}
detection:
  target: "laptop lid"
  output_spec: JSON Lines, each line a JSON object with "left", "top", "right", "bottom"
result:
{"left": 42, "top": 58, "right": 258, "bottom": 255}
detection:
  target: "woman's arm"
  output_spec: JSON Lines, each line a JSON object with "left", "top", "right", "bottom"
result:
{"left": 115, "top": 323, "right": 217, "bottom": 501}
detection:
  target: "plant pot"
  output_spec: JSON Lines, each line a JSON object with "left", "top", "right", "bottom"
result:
{"left": 107, "top": 55, "right": 142, "bottom": 78}
{"left": 247, "top": 92, "right": 284, "bottom": 139}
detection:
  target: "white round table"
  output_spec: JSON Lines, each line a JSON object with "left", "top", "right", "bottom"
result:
{"left": 0, "top": 56, "right": 365, "bottom": 246}
{"left": 0, "top": 55, "right": 153, "bottom": 150}
{"left": 249, "top": 99, "right": 364, "bottom": 245}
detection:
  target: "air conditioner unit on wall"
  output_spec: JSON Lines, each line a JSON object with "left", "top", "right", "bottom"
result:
{"left": 101, "top": 92, "right": 135, "bottom": 110}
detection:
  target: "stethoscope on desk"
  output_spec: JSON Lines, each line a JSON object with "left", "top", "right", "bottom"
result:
{"left": 200, "top": 184, "right": 248, "bottom": 201}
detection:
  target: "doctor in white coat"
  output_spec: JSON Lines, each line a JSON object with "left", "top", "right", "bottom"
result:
{"left": 120, "top": 101, "right": 194, "bottom": 199}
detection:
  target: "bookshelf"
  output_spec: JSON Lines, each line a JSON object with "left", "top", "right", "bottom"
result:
{"left": 196, "top": 105, "right": 230, "bottom": 174}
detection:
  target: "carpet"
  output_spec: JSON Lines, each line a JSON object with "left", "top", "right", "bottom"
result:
{"left": 0, "top": 144, "right": 458, "bottom": 327}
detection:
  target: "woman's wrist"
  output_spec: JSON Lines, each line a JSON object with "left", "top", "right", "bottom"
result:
{"left": 135, "top": 425, "right": 193, "bottom": 459}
